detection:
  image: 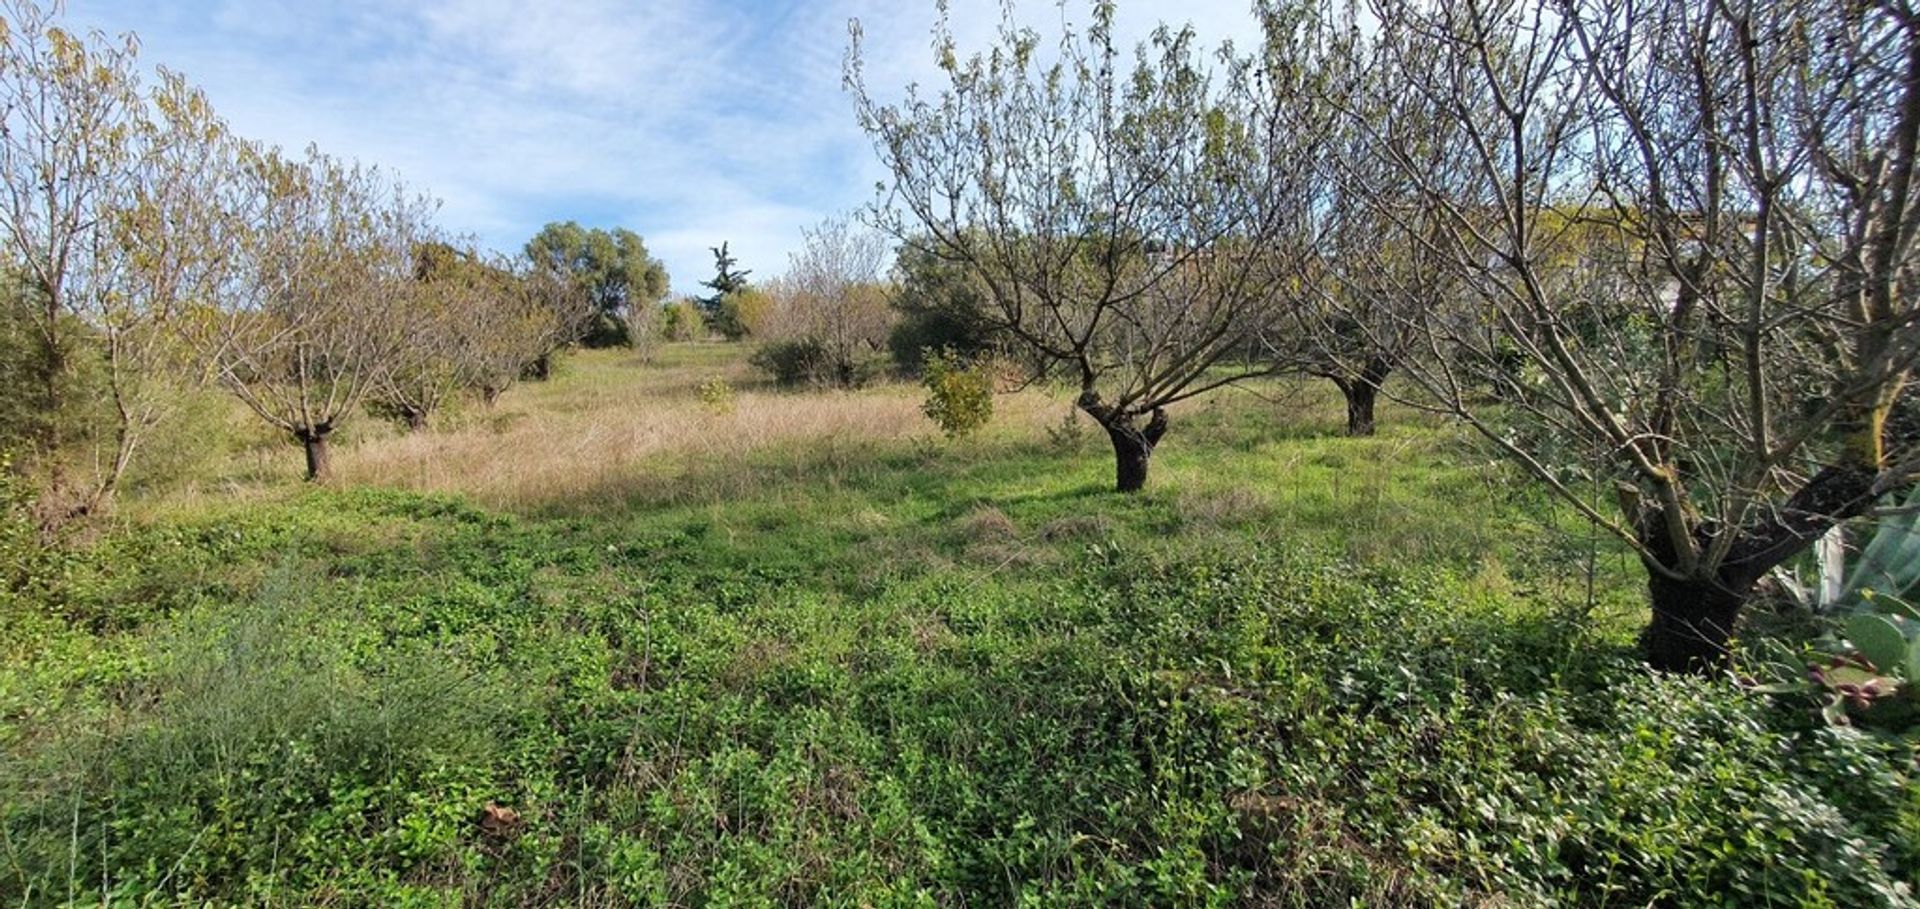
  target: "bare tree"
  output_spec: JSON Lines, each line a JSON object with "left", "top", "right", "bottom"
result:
{"left": 755, "top": 215, "right": 896, "bottom": 387}
{"left": 1329, "top": 0, "right": 1920, "bottom": 670}
{"left": 459, "top": 253, "right": 569, "bottom": 410}
{"left": 0, "top": 1, "right": 233, "bottom": 527}
{"left": 506, "top": 258, "right": 590, "bottom": 388}
{"left": 202, "top": 144, "right": 433, "bottom": 481}
{"left": 378, "top": 241, "right": 577, "bottom": 426}
{"left": 1261, "top": 17, "right": 1465, "bottom": 438}
{"left": 849, "top": 4, "right": 1308, "bottom": 491}
{"left": 518, "top": 253, "right": 594, "bottom": 382}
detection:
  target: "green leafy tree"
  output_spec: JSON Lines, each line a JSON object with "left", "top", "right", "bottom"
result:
{"left": 523, "top": 221, "right": 668, "bottom": 348}
{"left": 889, "top": 240, "right": 999, "bottom": 375}
{"left": 0, "top": 0, "right": 236, "bottom": 529}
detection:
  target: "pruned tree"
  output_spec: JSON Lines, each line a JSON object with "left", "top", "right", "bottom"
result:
{"left": 421, "top": 246, "right": 567, "bottom": 413}
{"left": 201, "top": 145, "right": 432, "bottom": 481}
{"left": 374, "top": 239, "right": 492, "bottom": 432}
{"left": 468, "top": 256, "right": 576, "bottom": 408}
{"left": 516, "top": 254, "right": 593, "bottom": 382}
{"left": 0, "top": 0, "right": 234, "bottom": 528}
{"left": 1328, "top": 0, "right": 1920, "bottom": 670}
{"left": 1263, "top": 14, "right": 1464, "bottom": 438}
{"left": 849, "top": 3, "right": 1309, "bottom": 491}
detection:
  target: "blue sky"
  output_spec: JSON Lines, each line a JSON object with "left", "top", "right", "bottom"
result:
{"left": 62, "top": 0, "right": 1262, "bottom": 295}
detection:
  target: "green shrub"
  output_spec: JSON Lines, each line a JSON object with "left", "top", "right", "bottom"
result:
{"left": 715, "top": 287, "right": 773, "bottom": 341}
{"left": 920, "top": 349, "right": 994, "bottom": 439}
{"left": 2, "top": 562, "right": 531, "bottom": 904}
{"left": 750, "top": 338, "right": 887, "bottom": 388}
{"left": 887, "top": 242, "right": 998, "bottom": 375}
{"left": 697, "top": 376, "right": 737, "bottom": 415}
{"left": 750, "top": 338, "right": 828, "bottom": 386}
{"left": 889, "top": 308, "right": 995, "bottom": 376}
{"left": 660, "top": 297, "right": 706, "bottom": 341}
{"left": 0, "top": 455, "right": 40, "bottom": 593}
{"left": 0, "top": 285, "right": 118, "bottom": 504}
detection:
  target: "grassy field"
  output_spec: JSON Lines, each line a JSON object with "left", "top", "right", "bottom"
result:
{"left": 1, "top": 345, "right": 1914, "bottom": 906}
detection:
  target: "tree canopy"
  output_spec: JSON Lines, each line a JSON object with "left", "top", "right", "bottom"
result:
{"left": 849, "top": 5, "right": 1314, "bottom": 491}
{"left": 1293, "top": 0, "right": 1920, "bottom": 670}
{"left": 524, "top": 221, "right": 668, "bottom": 348}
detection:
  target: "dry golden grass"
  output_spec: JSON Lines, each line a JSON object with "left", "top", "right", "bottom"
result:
{"left": 148, "top": 344, "right": 1068, "bottom": 516}
{"left": 354, "top": 389, "right": 907, "bottom": 509}
{"left": 137, "top": 343, "right": 1400, "bottom": 523}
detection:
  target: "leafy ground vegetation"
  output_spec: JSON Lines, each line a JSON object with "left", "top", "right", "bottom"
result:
{"left": 1, "top": 347, "right": 1915, "bottom": 907}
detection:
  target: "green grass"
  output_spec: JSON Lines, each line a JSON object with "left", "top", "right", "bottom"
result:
{"left": 0, "top": 346, "right": 1913, "bottom": 906}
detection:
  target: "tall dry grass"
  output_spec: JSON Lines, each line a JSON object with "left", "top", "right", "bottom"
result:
{"left": 150, "top": 345, "right": 1066, "bottom": 515}
{"left": 137, "top": 343, "right": 1393, "bottom": 521}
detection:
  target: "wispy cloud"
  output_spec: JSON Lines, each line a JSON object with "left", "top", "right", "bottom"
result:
{"left": 61, "top": 0, "right": 1260, "bottom": 295}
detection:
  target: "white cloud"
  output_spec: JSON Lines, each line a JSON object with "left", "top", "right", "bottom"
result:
{"left": 58, "top": 0, "right": 1260, "bottom": 294}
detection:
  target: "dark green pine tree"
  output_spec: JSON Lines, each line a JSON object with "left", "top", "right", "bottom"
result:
{"left": 698, "top": 242, "right": 754, "bottom": 339}
{"left": 698, "top": 242, "right": 751, "bottom": 316}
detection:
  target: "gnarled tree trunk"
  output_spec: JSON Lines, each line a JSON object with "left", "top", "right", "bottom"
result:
{"left": 1332, "top": 356, "right": 1393, "bottom": 437}
{"left": 1636, "top": 464, "right": 1887, "bottom": 673}
{"left": 1641, "top": 570, "right": 1751, "bottom": 673}
{"left": 295, "top": 426, "right": 333, "bottom": 482}
{"left": 1082, "top": 399, "right": 1169, "bottom": 493}
{"left": 1339, "top": 380, "right": 1378, "bottom": 437}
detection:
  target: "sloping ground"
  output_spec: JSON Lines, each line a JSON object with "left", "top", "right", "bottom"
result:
{"left": 1, "top": 490, "right": 1913, "bottom": 906}
{"left": 1, "top": 346, "right": 1914, "bottom": 906}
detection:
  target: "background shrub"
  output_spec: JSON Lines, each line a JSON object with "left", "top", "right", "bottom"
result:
{"left": 920, "top": 348, "right": 994, "bottom": 439}
{"left": 750, "top": 338, "right": 887, "bottom": 388}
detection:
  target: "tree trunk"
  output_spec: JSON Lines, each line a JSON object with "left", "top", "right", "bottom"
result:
{"left": 296, "top": 427, "right": 333, "bottom": 482}
{"left": 1642, "top": 570, "right": 1750, "bottom": 673}
{"left": 1107, "top": 426, "right": 1151, "bottom": 493}
{"left": 1333, "top": 357, "right": 1392, "bottom": 437}
{"left": 527, "top": 353, "right": 553, "bottom": 382}
{"left": 1632, "top": 463, "right": 1886, "bottom": 673}
{"left": 1340, "top": 380, "right": 1378, "bottom": 437}
{"left": 1096, "top": 408, "right": 1168, "bottom": 494}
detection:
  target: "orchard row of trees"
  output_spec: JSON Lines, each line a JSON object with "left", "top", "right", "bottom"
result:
{"left": 0, "top": 0, "right": 669, "bottom": 524}
{"left": 850, "top": 0, "right": 1920, "bottom": 671}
